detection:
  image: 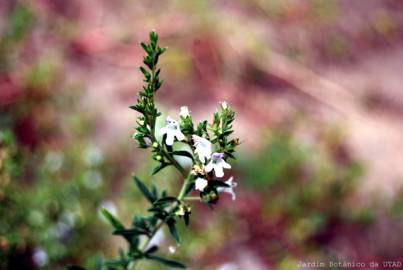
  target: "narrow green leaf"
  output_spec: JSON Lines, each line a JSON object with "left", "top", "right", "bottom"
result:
{"left": 152, "top": 163, "right": 170, "bottom": 175}
{"left": 100, "top": 208, "right": 124, "bottom": 230}
{"left": 105, "top": 259, "right": 129, "bottom": 267}
{"left": 167, "top": 219, "right": 180, "bottom": 244}
{"left": 94, "top": 256, "right": 105, "bottom": 270}
{"left": 133, "top": 176, "right": 155, "bottom": 203}
{"left": 151, "top": 185, "right": 158, "bottom": 199}
{"left": 149, "top": 31, "right": 158, "bottom": 44}
{"left": 208, "top": 180, "right": 230, "bottom": 188}
{"left": 154, "top": 196, "right": 178, "bottom": 205}
{"left": 139, "top": 66, "right": 150, "bottom": 77}
{"left": 146, "top": 255, "right": 186, "bottom": 269}
{"left": 172, "top": 151, "right": 194, "bottom": 161}
{"left": 113, "top": 228, "right": 149, "bottom": 237}
{"left": 140, "top": 42, "right": 150, "bottom": 53}
{"left": 145, "top": 245, "right": 159, "bottom": 255}
{"left": 67, "top": 266, "right": 86, "bottom": 270}
{"left": 184, "top": 212, "right": 190, "bottom": 226}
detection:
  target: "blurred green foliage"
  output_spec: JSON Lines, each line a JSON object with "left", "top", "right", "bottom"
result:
{"left": 0, "top": 127, "right": 116, "bottom": 270}
{"left": 0, "top": 4, "right": 111, "bottom": 269}
{"left": 234, "top": 128, "right": 375, "bottom": 265}
{"left": 0, "top": 3, "right": 35, "bottom": 72}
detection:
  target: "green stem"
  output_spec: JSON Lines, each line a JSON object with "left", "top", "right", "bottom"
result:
{"left": 130, "top": 168, "right": 191, "bottom": 270}
{"left": 183, "top": 196, "right": 200, "bottom": 201}
{"left": 131, "top": 47, "right": 192, "bottom": 269}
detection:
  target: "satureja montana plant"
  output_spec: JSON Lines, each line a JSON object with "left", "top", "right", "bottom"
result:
{"left": 68, "top": 31, "right": 240, "bottom": 270}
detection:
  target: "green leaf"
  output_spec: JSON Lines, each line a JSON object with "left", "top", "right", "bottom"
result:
{"left": 113, "top": 228, "right": 149, "bottom": 237}
{"left": 146, "top": 255, "right": 186, "bottom": 269}
{"left": 152, "top": 163, "right": 170, "bottom": 175}
{"left": 105, "top": 259, "right": 129, "bottom": 268}
{"left": 145, "top": 245, "right": 159, "bottom": 255}
{"left": 94, "top": 256, "right": 105, "bottom": 270}
{"left": 184, "top": 212, "right": 190, "bottom": 226}
{"left": 153, "top": 196, "right": 178, "bottom": 205}
{"left": 100, "top": 208, "right": 124, "bottom": 230}
{"left": 208, "top": 180, "right": 230, "bottom": 188}
{"left": 151, "top": 185, "right": 159, "bottom": 199}
{"left": 129, "top": 105, "right": 143, "bottom": 113}
{"left": 172, "top": 151, "right": 194, "bottom": 161}
{"left": 139, "top": 66, "right": 150, "bottom": 77}
{"left": 167, "top": 219, "right": 180, "bottom": 244}
{"left": 133, "top": 176, "right": 155, "bottom": 203}
{"left": 67, "top": 266, "right": 86, "bottom": 270}
{"left": 149, "top": 31, "right": 158, "bottom": 44}
{"left": 140, "top": 42, "right": 151, "bottom": 54}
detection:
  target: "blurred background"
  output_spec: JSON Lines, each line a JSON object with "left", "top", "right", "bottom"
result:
{"left": 1, "top": 0, "right": 403, "bottom": 269}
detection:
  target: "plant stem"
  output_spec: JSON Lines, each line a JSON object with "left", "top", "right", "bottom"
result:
{"left": 183, "top": 196, "right": 200, "bottom": 201}
{"left": 131, "top": 169, "right": 191, "bottom": 270}
{"left": 131, "top": 48, "right": 191, "bottom": 269}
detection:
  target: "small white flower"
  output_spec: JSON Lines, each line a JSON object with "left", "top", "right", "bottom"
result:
{"left": 33, "top": 248, "right": 49, "bottom": 267}
{"left": 83, "top": 145, "right": 104, "bottom": 167}
{"left": 205, "top": 153, "right": 231, "bottom": 178}
{"left": 195, "top": 177, "right": 208, "bottom": 191}
{"left": 221, "top": 101, "right": 228, "bottom": 110}
{"left": 179, "top": 106, "right": 190, "bottom": 117}
{"left": 217, "top": 177, "right": 237, "bottom": 201}
{"left": 168, "top": 245, "right": 176, "bottom": 254}
{"left": 192, "top": 135, "right": 212, "bottom": 163}
{"left": 159, "top": 116, "right": 185, "bottom": 146}
{"left": 143, "top": 137, "right": 152, "bottom": 146}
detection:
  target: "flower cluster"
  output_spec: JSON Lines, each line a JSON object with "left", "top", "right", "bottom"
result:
{"left": 157, "top": 102, "right": 239, "bottom": 202}
{"left": 69, "top": 31, "right": 240, "bottom": 270}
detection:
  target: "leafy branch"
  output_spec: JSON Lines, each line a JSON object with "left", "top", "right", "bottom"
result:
{"left": 68, "top": 31, "right": 240, "bottom": 270}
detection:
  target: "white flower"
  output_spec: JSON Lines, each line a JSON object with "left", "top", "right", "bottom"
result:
{"left": 205, "top": 153, "right": 231, "bottom": 178}
{"left": 195, "top": 177, "right": 208, "bottom": 191}
{"left": 217, "top": 177, "right": 237, "bottom": 201}
{"left": 168, "top": 245, "right": 176, "bottom": 254}
{"left": 179, "top": 106, "right": 190, "bottom": 117}
{"left": 221, "top": 101, "right": 228, "bottom": 109}
{"left": 33, "top": 248, "right": 49, "bottom": 267}
{"left": 159, "top": 116, "right": 185, "bottom": 146}
{"left": 192, "top": 135, "right": 212, "bottom": 163}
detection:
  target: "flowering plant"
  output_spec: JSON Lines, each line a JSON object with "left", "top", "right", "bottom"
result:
{"left": 69, "top": 31, "right": 240, "bottom": 269}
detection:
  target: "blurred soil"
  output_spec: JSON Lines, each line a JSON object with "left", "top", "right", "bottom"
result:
{"left": 59, "top": 0, "right": 403, "bottom": 200}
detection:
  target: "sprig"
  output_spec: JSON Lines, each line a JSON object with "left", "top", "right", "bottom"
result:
{"left": 68, "top": 31, "right": 240, "bottom": 270}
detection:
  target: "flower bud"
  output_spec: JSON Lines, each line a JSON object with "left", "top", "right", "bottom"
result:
{"left": 200, "top": 188, "right": 219, "bottom": 204}
{"left": 179, "top": 106, "right": 190, "bottom": 118}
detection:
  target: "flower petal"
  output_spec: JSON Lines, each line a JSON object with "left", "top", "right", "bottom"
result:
{"left": 204, "top": 162, "right": 214, "bottom": 173}
{"left": 159, "top": 126, "right": 168, "bottom": 136}
{"left": 175, "top": 130, "right": 185, "bottom": 141}
{"left": 214, "top": 164, "right": 224, "bottom": 178}
{"left": 195, "top": 178, "right": 208, "bottom": 191}
{"left": 165, "top": 133, "right": 175, "bottom": 146}
{"left": 180, "top": 106, "right": 190, "bottom": 117}
{"left": 221, "top": 160, "right": 231, "bottom": 169}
